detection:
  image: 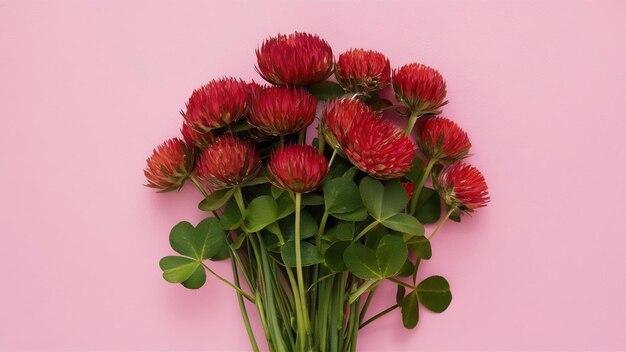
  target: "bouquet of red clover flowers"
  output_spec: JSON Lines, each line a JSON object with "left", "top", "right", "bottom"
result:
{"left": 144, "top": 32, "right": 489, "bottom": 352}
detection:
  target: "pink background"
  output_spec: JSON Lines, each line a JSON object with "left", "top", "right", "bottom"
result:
{"left": 2, "top": 0, "right": 626, "bottom": 350}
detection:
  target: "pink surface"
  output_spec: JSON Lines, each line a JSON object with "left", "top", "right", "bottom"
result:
{"left": 1, "top": 0, "right": 626, "bottom": 350}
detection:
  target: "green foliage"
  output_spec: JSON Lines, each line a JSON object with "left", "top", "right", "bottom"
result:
{"left": 324, "top": 177, "right": 362, "bottom": 215}
{"left": 169, "top": 218, "right": 227, "bottom": 260}
{"left": 159, "top": 217, "right": 230, "bottom": 289}
{"left": 380, "top": 213, "right": 424, "bottom": 236}
{"left": 407, "top": 235, "right": 432, "bottom": 260}
{"left": 331, "top": 207, "right": 368, "bottom": 221}
{"left": 281, "top": 241, "right": 323, "bottom": 267}
{"left": 276, "top": 192, "right": 295, "bottom": 220}
{"left": 343, "top": 244, "right": 379, "bottom": 280}
{"left": 405, "top": 157, "right": 425, "bottom": 183}
{"left": 414, "top": 187, "right": 441, "bottom": 224}
{"left": 157, "top": 132, "right": 460, "bottom": 339}
{"left": 396, "top": 285, "right": 406, "bottom": 306}
{"left": 307, "top": 81, "right": 345, "bottom": 101}
{"left": 159, "top": 256, "right": 200, "bottom": 283}
{"left": 180, "top": 265, "right": 207, "bottom": 289}
{"left": 325, "top": 241, "right": 351, "bottom": 272}
{"left": 326, "top": 221, "right": 355, "bottom": 241}
{"left": 220, "top": 200, "right": 243, "bottom": 231}
{"left": 198, "top": 188, "right": 235, "bottom": 211}
{"left": 302, "top": 193, "right": 325, "bottom": 206}
{"left": 376, "top": 235, "right": 408, "bottom": 277}
{"left": 360, "top": 177, "right": 408, "bottom": 221}
{"left": 326, "top": 157, "right": 352, "bottom": 179}
{"left": 243, "top": 195, "right": 278, "bottom": 232}
{"left": 401, "top": 290, "right": 420, "bottom": 329}
{"left": 396, "top": 275, "right": 451, "bottom": 329}
{"left": 271, "top": 185, "right": 284, "bottom": 199}
{"left": 280, "top": 210, "right": 318, "bottom": 241}
{"left": 343, "top": 235, "right": 408, "bottom": 280}
{"left": 416, "top": 276, "right": 452, "bottom": 313}
{"left": 397, "top": 259, "right": 415, "bottom": 278}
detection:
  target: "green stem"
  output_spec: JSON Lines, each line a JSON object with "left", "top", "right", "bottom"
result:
{"left": 409, "top": 158, "right": 436, "bottom": 215}
{"left": 412, "top": 258, "right": 422, "bottom": 285}
{"left": 310, "top": 208, "right": 328, "bottom": 346}
{"left": 317, "top": 127, "right": 326, "bottom": 154}
{"left": 387, "top": 277, "right": 415, "bottom": 289}
{"left": 257, "top": 236, "right": 288, "bottom": 351}
{"left": 359, "top": 304, "right": 399, "bottom": 329}
{"left": 230, "top": 253, "right": 259, "bottom": 352}
{"left": 231, "top": 245, "right": 254, "bottom": 290}
{"left": 359, "top": 285, "right": 378, "bottom": 322}
{"left": 327, "top": 277, "right": 338, "bottom": 352}
{"left": 284, "top": 261, "right": 305, "bottom": 345}
{"left": 294, "top": 192, "right": 310, "bottom": 350}
{"left": 188, "top": 174, "right": 209, "bottom": 198}
{"left": 328, "top": 149, "right": 337, "bottom": 169}
{"left": 232, "top": 189, "right": 277, "bottom": 348}
{"left": 189, "top": 174, "right": 222, "bottom": 219}
{"left": 298, "top": 129, "right": 306, "bottom": 144}
{"left": 317, "top": 211, "right": 329, "bottom": 246}
{"left": 404, "top": 110, "right": 421, "bottom": 136}
{"left": 346, "top": 291, "right": 361, "bottom": 352}
{"left": 428, "top": 207, "right": 455, "bottom": 240}
{"left": 268, "top": 223, "right": 302, "bottom": 350}
{"left": 316, "top": 279, "right": 330, "bottom": 351}
{"left": 333, "top": 273, "right": 347, "bottom": 352}
{"left": 348, "top": 280, "right": 378, "bottom": 304}
{"left": 200, "top": 263, "right": 255, "bottom": 302}
{"left": 247, "top": 235, "right": 272, "bottom": 346}
{"left": 352, "top": 220, "right": 379, "bottom": 243}
{"left": 233, "top": 188, "right": 246, "bottom": 213}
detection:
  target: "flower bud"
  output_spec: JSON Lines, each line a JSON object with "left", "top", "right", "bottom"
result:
{"left": 436, "top": 162, "right": 489, "bottom": 212}
{"left": 320, "top": 98, "right": 369, "bottom": 152}
{"left": 392, "top": 63, "right": 447, "bottom": 116}
{"left": 323, "top": 99, "right": 415, "bottom": 179}
{"left": 144, "top": 138, "right": 194, "bottom": 192}
{"left": 256, "top": 32, "right": 333, "bottom": 86}
{"left": 249, "top": 87, "right": 316, "bottom": 136}
{"left": 344, "top": 112, "right": 416, "bottom": 179}
{"left": 181, "top": 123, "right": 215, "bottom": 150}
{"left": 182, "top": 77, "right": 251, "bottom": 132}
{"left": 418, "top": 117, "right": 471, "bottom": 163}
{"left": 335, "top": 49, "right": 390, "bottom": 94}
{"left": 197, "top": 135, "right": 260, "bottom": 189}
{"left": 268, "top": 144, "right": 328, "bottom": 193}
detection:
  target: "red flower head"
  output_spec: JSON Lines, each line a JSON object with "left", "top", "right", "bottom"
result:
{"left": 144, "top": 138, "right": 194, "bottom": 192}
{"left": 268, "top": 144, "right": 328, "bottom": 193}
{"left": 197, "top": 135, "right": 260, "bottom": 189}
{"left": 392, "top": 63, "right": 447, "bottom": 116}
{"left": 182, "top": 77, "right": 251, "bottom": 132}
{"left": 256, "top": 32, "right": 333, "bottom": 86}
{"left": 247, "top": 81, "right": 264, "bottom": 98}
{"left": 402, "top": 182, "right": 415, "bottom": 199}
{"left": 249, "top": 87, "right": 317, "bottom": 136}
{"left": 418, "top": 117, "right": 471, "bottom": 163}
{"left": 436, "top": 162, "right": 489, "bottom": 212}
{"left": 343, "top": 111, "right": 416, "bottom": 179}
{"left": 335, "top": 49, "right": 391, "bottom": 94}
{"left": 181, "top": 123, "right": 215, "bottom": 150}
{"left": 321, "top": 98, "right": 371, "bottom": 151}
